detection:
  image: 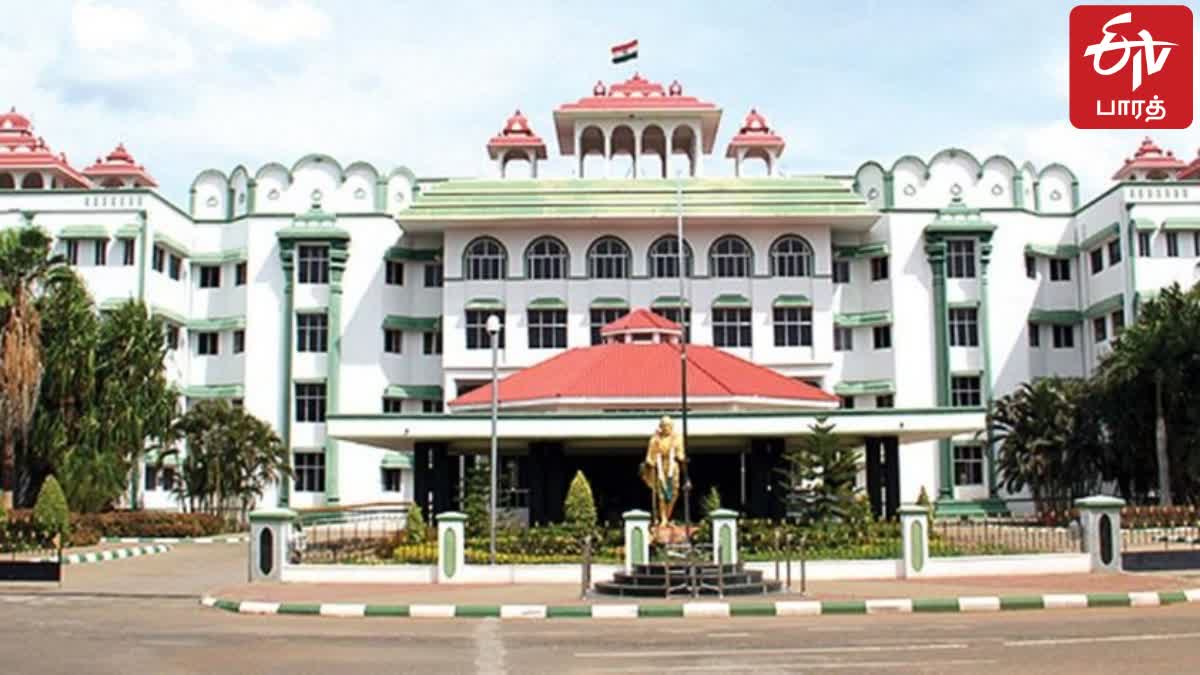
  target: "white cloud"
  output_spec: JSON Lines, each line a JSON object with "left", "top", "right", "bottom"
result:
{"left": 177, "top": 0, "right": 330, "bottom": 46}
{"left": 70, "top": 0, "right": 194, "bottom": 80}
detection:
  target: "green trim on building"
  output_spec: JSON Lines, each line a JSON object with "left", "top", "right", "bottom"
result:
{"left": 528, "top": 297, "right": 567, "bottom": 310}
{"left": 652, "top": 295, "right": 689, "bottom": 308}
{"left": 384, "top": 385, "right": 444, "bottom": 400}
{"left": 57, "top": 225, "right": 110, "bottom": 239}
{"left": 277, "top": 243, "right": 296, "bottom": 507}
{"left": 833, "top": 379, "right": 895, "bottom": 396}
{"left": 1133, "top": 218, "right": 1157, "bottom": 231}
{"left": 1161, "top": 217, "right": 1200, "bottom": 232}
{"left": 183, "top": 384, "right": 246, "bottom": 399}
{"left": 384, "top": 246, "right": 442, "bottom": 262}
{"left": 711, "top": 293, "right": 751, "bottom": 308}
{"left": 923, "top": 198, "right": 997, "bottom": 237}
{"left": 150, "top": 305, "right": 187, "bottom": 325}
{"left": 1084, "top": 293, "right": 1123, "bottom": 319}
{"left": 465, "top": 297, "right": 505, "bottom": 310}
{"left": 187, "top": 315, "right": 246, "bottom": 331}
{"left": 115, "top": 224, "right": 141, "bottom": 238}
{"left": 380, "top": 451, "right": 413, "bottom": 470}
{"left": 1028, "top": 309, "right": 1083, "bottom": 324}
{"left": 589, "top": 297, "right": 629, "bottom": 309}
{"left": 98, "top": 297, "right": 132, "bottom": 311}
{"left": 833, "top": 241, "right": 890, "bottom": 259}
{"left": 1079, "top": 222, "right": 1119, "bottom": 251}
{"left": 833, "top": 310, "right": 892, "bottom": 327}
{"left": 382, "top": 315, "right": 440, "bottom": 332}
{"left": 153, "top": 231, "right": 191, "bottom": 256}
{"left": 324, "top": 240, "right": 350, "bottom": 505}
{"left": 190, "top": 248, "right": 248, "bottom": 265}
{"left": 948, "top": 300, "right": 980, "bottom": 309}
{"left": 276, "top": 225, "right": 350, "bottom": 241}
{"left": 772, "top": 294, "right": 812, "bottom": 307}
{"left": 1024, "top": 242, "right": 1079, "bottom": 258}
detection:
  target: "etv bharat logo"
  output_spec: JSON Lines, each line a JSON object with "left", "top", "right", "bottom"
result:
{"left": 1070, "top": 5, "right": 1193, "bottom": 129}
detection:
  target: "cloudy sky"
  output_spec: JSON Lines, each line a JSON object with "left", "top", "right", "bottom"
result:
{"left": 3, "top": 0, "right": 1197, "bottom": 204}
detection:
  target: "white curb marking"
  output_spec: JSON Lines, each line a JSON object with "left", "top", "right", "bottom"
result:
{"left": 1184, "top": 589, "right": 1200, "bottom": 603}
{"left": 410, "top": 604, "right": 456, "bottom": 618}
{"left": 201, "top": 597, "right": 217, "bottom": 607}
{"left": 775, "top": 600, "right": 822, "bottom": 616}
{"left": 683, "top": 602, "right": 730, "bottom": 618}
{"left": 238, "top": 601, "right": 280, "bottom": 615}
{"left": 866, "top": 598, "right": 913, "bottom": 614}
{"left": 1043, "top": 594, "right": 1088, "bottom": 609}
{"left": 958, "top": 596, "right": 1001, "bottom": 612}
{"left": 320, "top": 603, "right": 366, "bottom": 618}
{"left": 591, "top": 604, "right": 639, "bottom": 619}
{"left": 1129, "top": 592, "right": 1161, "bottom": 607}
{"left": 500, "top": 605, "right": 547, "bottom": 619}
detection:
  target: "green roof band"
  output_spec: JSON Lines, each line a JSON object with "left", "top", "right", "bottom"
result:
{"left": 187, "top": 316, "right": 246, "bottom": 331}
{"left": 652, "top": 295, "right": 690, "bottom": 308}
{"left": 58, "top": 225, "right": 110, "bottom": 239}
{"left": 834, "top": 379, "right": 895, "bottom": 396}
{"left": 1024, "top": 243, "right": 1079, "bottom": 258}
{"left": 276, "top": 226, "right": 350, "bottom": 241}
{"left": 1080, "top": 222, "right": 1119, "bottom": 251}
{"left": 711, "top": 293, "right": 751, "bottom": 308}
{"left": 465, "top": 298, "right": 504, "bottom": 311}
{"left": 1084, "top": 293, "right": 1123, "bottom": 319}
{"left": 589, "top": 297, "right": 629, "bottom": 309}
{"left": 1162, "top": 218, "right": 1200, "bottom": 232}
{"left": 182, "top": 384, "right": 245, "bottom": 399}
{"left": 834, "top": 310, "right": 892, "bottom": 327}
{"left": 153, "top": 231, "right": 191, "bottom": 256}
{"left": 1028, "top": 309, "right": 1082, "bottom": 324}
{"left": 384, "top": 385, "right": 443, "bottom": 400}
{"left": 115, "top": 224, "right": 141, "bottom": 238}
{"left": 384, "top": 246, "right": 442, "bottom": 262}
{"left": 834, "top": 241, "right": 890, "bottom": 259}
{"left": 381, "top": 451, "right": 413, "bottom": 470}
{"left": 772, "top": 294, "right": 811, "bottom": 307}
{"left": 382, "top": 315, "right": 440, "bottom": 332}
{"left": 528, "top": 297, "right": 567, "bottom": 310}
{"left": 191, "top": 249, "right": 248, "bottom": 265}
{"left": 1133, "top": 218, "right": 1157, "bottom": 232}
{"left": 150, "top": 305, "right": 187, "bottom": 325}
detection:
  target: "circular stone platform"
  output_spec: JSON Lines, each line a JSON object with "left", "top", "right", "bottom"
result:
{"left": 593, "top": 562, "right": 781, "bottom": 597}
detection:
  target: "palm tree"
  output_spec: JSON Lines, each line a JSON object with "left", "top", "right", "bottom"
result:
{"left": 0, "top": 228, "right": 67, "bottom": 508}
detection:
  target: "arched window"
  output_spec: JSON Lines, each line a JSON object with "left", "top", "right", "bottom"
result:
{"left": 587, "top": 236, "right": 630, "bottom": 279}
{"left": 709, "top": 236, "right": 753, "bottom": 278}
{"left": 463, "top": 237, "right": 507, "bottom": 280}
{"left": 770, "top": 235, "right": 814, "bottom": 277}
{"left": 0, "top": 173, "right": 14, "bottom": 190}
{"left": 524, "top": 236, "right": 568, "bottom": 279}
{"left": 20, "top": 173, "right": 44, "bottom": 190}
{"left": 648, "top": 236, "right": 693, "bottom": 278}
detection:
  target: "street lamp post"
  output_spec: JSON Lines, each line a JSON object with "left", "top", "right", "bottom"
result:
{"left": 675, "top": 176, "right": 692, "bottom": 539}
{"left": 486, "top": 314, "right": 501, "bottom": 565}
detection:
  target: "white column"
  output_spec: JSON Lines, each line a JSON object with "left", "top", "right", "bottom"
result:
{"left": 603, "top": 131, "right": 612, "bottom": 179}
{"left": 622, "top": 509, "right": 651, "bottom": 573}
{"left": 1075, "top": 495, "right": 1124, "bottom": 573}
{"left": 899, "top": 504, "right": 930, "bottom": 578}
{"left": 436, "top": 511, "right": 467, "bottom": 583}
{"left": 710, "top": 508, "right": 739, "bottom": 565}
{"left": 632, "top": 128, "right": 642, "bottom": 179}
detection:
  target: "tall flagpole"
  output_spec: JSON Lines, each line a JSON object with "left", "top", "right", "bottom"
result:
{"left": 676, "top": 174, "right": 691, "bottom": 535}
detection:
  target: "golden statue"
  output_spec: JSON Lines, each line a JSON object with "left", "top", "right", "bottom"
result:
{"left": 641, "top": 416, "right": 687, "bottom": 528}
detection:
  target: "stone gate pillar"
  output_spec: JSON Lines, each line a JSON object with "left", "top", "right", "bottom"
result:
{"left": 710, "top": 509, "right": 739, "bottom": 565}
{"left": 248, "top": 508, "right": 296, "bottom": 583}
{"left": 1076, "top": 495, "right": 1124, "bottom": 573}
{"left": 899, "top": 504, "right": 930, "bottom": 579}
{"left": 623, "top": 509, "right": 651, "bottom": 573}
{"left": 436, "top": 511, "right": 467, "bottom": 583}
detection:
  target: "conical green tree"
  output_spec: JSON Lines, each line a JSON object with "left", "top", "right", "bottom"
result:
{"left": 778, "top": 419, "right": 862, "bottom": 524}
{"left": 33, "top": 474, "right": 69, "bottom": 539}
{"left": 563, "top": 470, "right": 597, "bottom": 530}
{"left": 405, "top": 502, "right": 427, "bottom": 544}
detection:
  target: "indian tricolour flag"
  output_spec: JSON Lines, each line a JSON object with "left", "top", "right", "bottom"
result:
{"left": 611, "top": 39, "right": 638, "bottom": 64}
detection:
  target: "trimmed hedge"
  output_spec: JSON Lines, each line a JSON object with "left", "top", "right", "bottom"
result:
{"left": 3, "top": 510, "right": 229, "bottom": 548}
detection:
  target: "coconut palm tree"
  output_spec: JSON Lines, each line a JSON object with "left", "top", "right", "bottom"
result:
{"left": 0, "top": 228, "right": 67, "bottom": 508}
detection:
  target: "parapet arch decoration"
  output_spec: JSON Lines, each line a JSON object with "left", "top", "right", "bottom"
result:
{"left": 290, "top": 153, "right": 346, "bottom": 183}
{"left": 254, "top": 162, "right": 293, "bottom": 185}
{"left": 1037, "top": 162, "right": 1080, "bottom": 185}
{"left": 927, "top": 147, "right": 984, "bottom": 176}
{"left": 190, "top": 168, "right": 229, "bottom": 193}
{"left": 979, "top": 154, "right": 1019, "bottom": 178}
{"left": 344, "top": 161, "right": 382, "bottom": 184}
{"left": 386, "top": 166, "right": 418, "bottom": 184}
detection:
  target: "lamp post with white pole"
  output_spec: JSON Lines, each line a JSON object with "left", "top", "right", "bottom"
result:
{"left": 486, "top": 314, "right": 501, "bottom": 565}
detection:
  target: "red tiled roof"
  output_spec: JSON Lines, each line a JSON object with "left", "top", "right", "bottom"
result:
{"left": 557, "top": 74, "right": 717, "bottom": 113}
{"left": 600, "top": 307, "right": 681, "bottom": 336}
{"left": 448, "top": 341, "right": 838, "bottom": 410}
{"left": 486, "top": 109, "right": 547, "bottom": 160}
{"left": 83, "top": 143, "right": 158, "bottom": 187}
{"left": 0, "top": 107, "right": 91, "bottom": 188}
{"left": 1112, "top": 137, "right": 1185, "bottom": 180}
{"left": 725, "top": 108, "right": 785, "bottom": 158}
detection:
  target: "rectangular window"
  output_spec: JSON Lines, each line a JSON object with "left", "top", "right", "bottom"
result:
{"left": 382, "top": 397, "right": 404, "bottom": 413}
{"left": 947, "top": 240, "right": 976, "bottom": 278}
{"left": 1049, "top": 258, "right": 1071, "bottom": 281}
{"left": 1093, "top": 316, "right": 1107, "bottom": 343}
{"left": 294, "top": 451, "right": 325, "bottom": 492}
{"left": 950, "top": 375, "right": 982, "bottom": 407}
{"left": 196, "top": 331, "right": 219, "bottom": 356}
{"left": 875, "top": 394, "right": 895, "bottom": 409}
{"left": 231, "top": 398, "right": 243, "bottom": 409}
{"left": 386, "top": 260, "right": 405, "bottom": 285}
{"left": 1195, "top": 232, "right": 1200, "bottom": 257}
{"left": 1028, "top": 322, "right": 1040, "bottom": 348}
{"left": 651, "top": 307, "right": 691, "bottom": 342}
{"left": 422, "top": 399, "right": 444, "bottom": 413}
{"left": 93, "top": 239, "right": 107, "bottom": 265}
{"left": 1090, "top": 248, "right": 1104, "bottom": 274}
{"left": 66, "top": 240, "right": 79, "bottom": 266}
{"left": 1052, "top": 324, "right": 1074, "bottom": 348}
{"left": 424, "top": 264, "right": 443, "bottom": 288}
{"left": 832, "top": 259, "right": 850, "bottom": 284}
{"left": 233, "top": 329, "right": 245, "bottom": 354}
{"left": 590, "top": 308, "right": 625, "bottom": 345}
{"left": 1107, "top": 238, "right": 1122, "bottom": 265}
{"left": 384, "top": 328, "right": 404, "bottom": 354}
{"left": 527, "top": 309, "right": 567, "bottom": 349}
{"left": 833, "top": 326, "right": 854, "bottom": 352}
{"left": 165, "top": 324, "right": 180, "bottom": 351}
{"left": 169, "top": 254, "right": 182, "bottom": 281}
{"left": 873, "top": 324, "right": 892, "bottom": 350}
{"left": 198, "top": 265, "right": 221, "bottom": 288}
{"left": 1112, "top": 309, "right": 1125, "bottom": 336}
{"left": 297, "top": 245, "right": 330, "bottom": 284}
{"left": 152, "top": 245, "right": 165, "bottom": 272}
{"left": 870, "top": 256, "right": 889, "bottom": 281}
{"left": 382, "top": 468, "right": 403, "bottom": 493}
{"left": 1138, "top": 232, "right": 1152, "bottom": 257}
{"left": 295, "top": 382, "right": 327, "bottom": 423}
{"left": 296, "top": 313, "right": 329, "bottom": 353}
{"left": 235, "top": 262, "right": 247, "bottom": 286}
{"left": 465, "top": 310, "right": 505, "bottom": 350}
{"left": 122, "top": 239, "right": 135, "bottom": 266}
{"left": 772, "top": 307, "right": 813, "bottom": 347}
{"left": 1166, "top": 232, "right": 1179, "bottom": 257}
{"left": 840, "top": 395, "right": 855, "bottom": 409}
{"left": 423, "top": 331, "right": 443, "bottom": 355}
{"left": 1024, "top": 255, "right": 1036, "bottom": 279}
{"left": 948, "top": 307, "right": 979, "bottom": 347}
{"left": 712, "top": 308, "right": 752, "bottom": 348}
{"left": 144, "top": 462, "right": 158, "bottom": 492}
{"left": 953, "top": 445, "right": 985, "bottom": 486}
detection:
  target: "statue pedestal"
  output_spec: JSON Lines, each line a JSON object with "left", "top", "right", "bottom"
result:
{"left": 651, "top": 523, "right": 698, "bottom": 546}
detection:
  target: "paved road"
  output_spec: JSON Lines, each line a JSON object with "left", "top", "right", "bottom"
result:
{"left": 4, "top": 544, "right": 1200, "bottom": 674}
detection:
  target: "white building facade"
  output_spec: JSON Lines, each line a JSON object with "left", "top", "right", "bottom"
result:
{"left": 3, "top": 80, "right": 1200, "bottom": 518}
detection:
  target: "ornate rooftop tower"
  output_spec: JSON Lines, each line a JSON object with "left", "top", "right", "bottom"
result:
{"left": 725, "top": 108, "right": 785, "bottom": 177}
{"left": 1112, "top": 137, "right": 1186, "bottom": 181}
{"left": 84, "top": 143, "right": 158, "bottom": 188}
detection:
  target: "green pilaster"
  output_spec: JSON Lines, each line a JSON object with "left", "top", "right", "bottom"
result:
{"left": 188, "top": 187, "right": 196, "bottom": 216}
{"left": 277, "top": 243, "right": 296, "bottom": 507}
{"left": 882, "top": 172, "right": 895, "bottom": 208}
{"left": 324, "top": 242, "right": 350, "bottom": 504}
{"left": 375, "top": 177, "right": 387, "bottom": 212}
{"left": 247, "top": 179, "right": 258, "bottom": 214}
{"left": 1031, "top": 180, "right": 1041, "bottom": 212}
{"left": 1125, "top": 205, "right": 1138, "bottom": 322}
{"left": 925, "top": 239, "right": 953, "bottom": 500}
{"left": 1070, "top": 181, "right": 1080, "bottom": 210}
{"left": 978, "top": 237, "right": 1001, "bottom": 502}
{"left": 1011, "top": 174, "right": 1024, "bottom": 209}
{"left": 129, "top": 211, "right": 150, "bottom": 511}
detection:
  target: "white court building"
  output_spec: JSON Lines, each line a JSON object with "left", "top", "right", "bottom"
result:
{"left": 3, "top": 76, "right": 1200, "bottom": 519}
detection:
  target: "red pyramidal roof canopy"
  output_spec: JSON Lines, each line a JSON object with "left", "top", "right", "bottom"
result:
{"left": 600, "top": 307, "right": 682, "bottom": 338}
{"left": 83, "top": 143, "right": 158, "bottom": 187}
{"left": 725, "top": 108, "right": 785, "bottom": 158}
{"left": 1113, "top": 137, "right": 1186, "bottom": 180}
{"left": 0, "top": 106, "right": 90, "bottom": 188}
{"left": 486, "top": 109, "right": 547, "bottom": 160}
